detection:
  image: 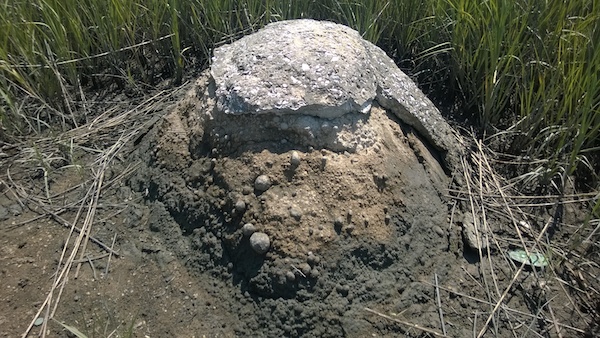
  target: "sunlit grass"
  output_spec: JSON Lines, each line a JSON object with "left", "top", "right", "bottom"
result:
{"left": 0, "top": 0, "right": 597, "bottom": 193}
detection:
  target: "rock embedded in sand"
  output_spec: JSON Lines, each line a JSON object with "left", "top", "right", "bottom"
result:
{"left": 254, "top": 175, "right": 272, "bottom": 192}
{"left": 462, "top": 212, "right": 487, "bottom": 251}
{"left": 242, "top": 223, "right": 256, "bottom": 237}
{"left": 234, "top": 200, "right": 246, "bottom": 213}
{"left": 249, "top": 232, "right": 271, "bottom": 254}
{"left": 137, "top": 18, "right": 477, "bottom": 338}
{"left": 290, "top": 151, "right": 301, "bottom": 167}
{"left": 289, "top": 206, "right": 302, "bottom": 221}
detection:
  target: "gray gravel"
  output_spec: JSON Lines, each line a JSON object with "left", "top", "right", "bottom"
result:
{"left": 254, "top": 175, "right": 271, "bottom": 192}
{"left": 249, "top": 232, "right": 271, "bottom": 254}
{"left": 242, "top": 223, "right": 256, "bottom": 237}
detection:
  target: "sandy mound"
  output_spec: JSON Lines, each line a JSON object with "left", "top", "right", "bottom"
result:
{"left": 128, "top": 67, "right": 457, "bottom": 335}
{"left": 128, "top": 19, "right": 466, "bottom": 336}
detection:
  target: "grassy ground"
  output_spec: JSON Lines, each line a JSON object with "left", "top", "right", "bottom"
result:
{"left": 0, "top": 0, "right": 598, "bottom": 336}
{"left": 1, "top": 0, "right": 598, "bottom": 191}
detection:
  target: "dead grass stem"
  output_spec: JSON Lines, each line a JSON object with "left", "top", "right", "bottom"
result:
{"left": 12, "top": 80, "right": 186, "bottom": 337}
{"left": 364, "top": 307, "right": 447, "bottom": 337}
{"left": 422, "top": 281, "right": 586, "bottom": 335}
{"left": 449, "top": 133, "right": 599, "bottom": 337}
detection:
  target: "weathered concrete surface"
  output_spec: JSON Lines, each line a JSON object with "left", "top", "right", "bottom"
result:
{"left": 211, "top": 19, "right": 463, "bottom": 170}
{"left": 211, "top": 20, "right": 376, "bottom": 118}
{"left": 366, "top": 42, "right": 462, "bottom": 169}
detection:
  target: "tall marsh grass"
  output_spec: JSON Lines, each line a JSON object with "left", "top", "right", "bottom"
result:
{"left": 0, "top": 0, "right": 598, "bottom": 191}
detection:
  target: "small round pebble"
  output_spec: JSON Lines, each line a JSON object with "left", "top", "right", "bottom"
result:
{"left": 433, "top": 225, "right": 445, "bottom": 237}
{"left": 249, "top": 232, "right": 270, "bottom": 254}
{"left": 242, "top": 223, "right": 256, "bottom": 237}
{"left": 286, "top": 271, "right": 296, "bottom": 282}
{"left": 235, "top": 200, "right": 246, "bottom": 212}
{"left": 289, "top": 207, "right": 302, "bottom": 220}
{"left": 254, "top": 175, "right": 272, "bottom": 192}
{"left": 290, "top": 151, "right": 301, "bottom": 167}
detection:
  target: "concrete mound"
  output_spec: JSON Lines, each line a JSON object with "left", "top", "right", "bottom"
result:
{"left": 130, "top": 19, "right": 466, "bottom": 337}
